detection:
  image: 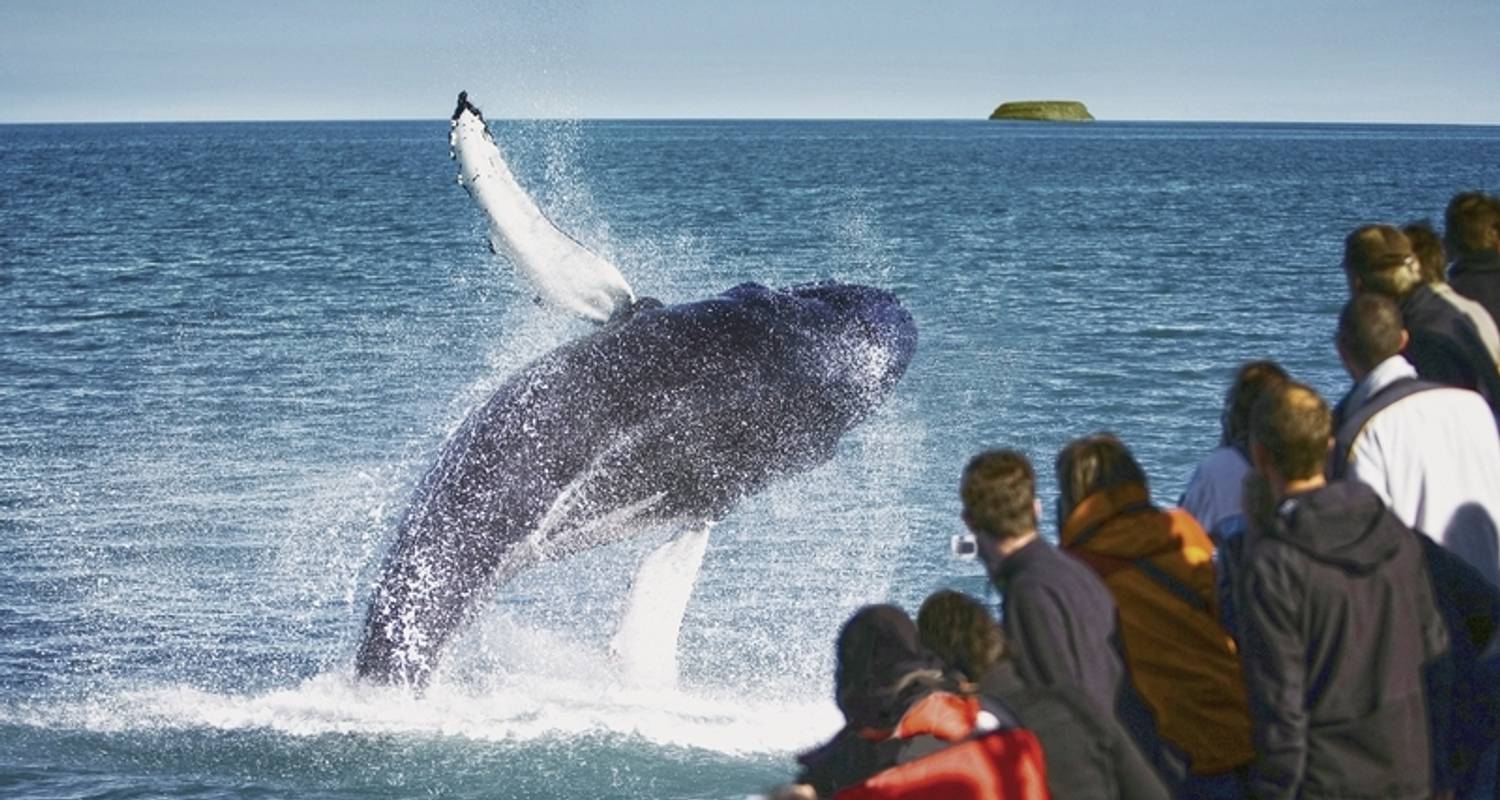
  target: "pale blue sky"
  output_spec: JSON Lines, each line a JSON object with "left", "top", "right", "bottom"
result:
{"left": 3, "top": 1, "right": 1497, "bottom": 123}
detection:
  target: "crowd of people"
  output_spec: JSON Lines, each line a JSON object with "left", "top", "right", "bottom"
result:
{"left": 771, "top": 190, "right": 1500, "bottom": 800}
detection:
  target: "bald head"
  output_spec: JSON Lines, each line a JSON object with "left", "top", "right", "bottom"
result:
{"left": 1250, "top": 381, "right": 1332, "bottom": 482}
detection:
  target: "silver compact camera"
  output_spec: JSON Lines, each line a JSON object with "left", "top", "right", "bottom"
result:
{"left": 950, "top": 532, "right": 978, "bottom": 560}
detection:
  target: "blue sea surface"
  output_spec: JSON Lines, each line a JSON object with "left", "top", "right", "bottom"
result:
{"left": 3, "top": 118, "right": 1499, "bottom": 798}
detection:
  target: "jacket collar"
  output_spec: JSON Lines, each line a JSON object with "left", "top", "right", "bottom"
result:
{"left": 1343, "top": 354, "right": 1417, "bottom": 415}
{"left": 992, "top": 536, "right": 1047, "bottom": 590}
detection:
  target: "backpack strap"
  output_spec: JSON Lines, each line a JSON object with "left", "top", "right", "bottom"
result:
{"left": 1072, "top": 548, "right": 1212, "bottom": 617}
{"left": 1131, "top": 558, "right": 1211, "bottom": 616}
{"left": 1329, "top": 377, "right": 1446, "bottom": 479}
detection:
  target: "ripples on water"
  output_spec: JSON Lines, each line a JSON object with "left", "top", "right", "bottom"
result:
{"left": 2, "top": 120, "right": 1498, "bottom": 798}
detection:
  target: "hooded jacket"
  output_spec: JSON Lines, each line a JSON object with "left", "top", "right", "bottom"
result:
{"left": 1060, "top": 483, "right": 1254, "bottom": 775}
{"left": 1238, "top": 481, "right": 1449, "bottom": 800}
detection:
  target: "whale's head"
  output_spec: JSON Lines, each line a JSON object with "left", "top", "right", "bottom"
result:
{"left": 595, "top": 280, "right": 919, "bottom": 515}
{"left": 782, "top": 281, "right": 917, "bottom": 414}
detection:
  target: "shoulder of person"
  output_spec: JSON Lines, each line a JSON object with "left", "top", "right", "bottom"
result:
{"left": 1011, "top": 683, "right": 1109, "bottom": 732}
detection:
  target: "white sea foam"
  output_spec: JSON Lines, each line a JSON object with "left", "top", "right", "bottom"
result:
{"left": 0, "top": 669, "right": 840, "bottom": 756}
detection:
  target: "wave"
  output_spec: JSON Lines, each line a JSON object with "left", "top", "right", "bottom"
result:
{"left": 3, "top": 607, "right": 842, "bottom": 757}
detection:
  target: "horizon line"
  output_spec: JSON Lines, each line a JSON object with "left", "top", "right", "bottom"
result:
{"left": 3, "top": 115, "right": 1500, "bottom": 127}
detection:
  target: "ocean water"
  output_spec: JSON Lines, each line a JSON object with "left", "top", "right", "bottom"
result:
{"left": 3, "top": 118, "right": 1500, "bottom": 798}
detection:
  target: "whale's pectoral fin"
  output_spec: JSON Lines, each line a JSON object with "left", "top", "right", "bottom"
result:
{"left": 608, "top": 521, "right": 713, "bottom": 689}
{"left": 450, "top": 92, "right": 636, "bottom": 324}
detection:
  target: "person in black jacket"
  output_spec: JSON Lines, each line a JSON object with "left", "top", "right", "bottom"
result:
{"left": 1446, "top": 190, "right": 1500, "bottom": 325}
{"left": 918, "top": 589, "right": 1168, "bottom": 800}
{"left": 1342, "top": 223, "right": 1500, "bottom": 413}
{"left": 790, "top": 604, "right": 967, "bottom": 797}
{"left": 960, "top": 450, "right": 1178, "bottom": 790}
{"left": 960, "top": 450, "right": 1126, "bottom": 717}
{"left": 1238, "top": 381, "right": 1450, "bottom": 800}
{"left": 1420, "top": 535, "right": 1500, "bottom": 800}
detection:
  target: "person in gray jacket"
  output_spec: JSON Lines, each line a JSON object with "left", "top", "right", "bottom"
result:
{"left": 918, "top": 589, "right": 1168, "bottom": 800}
{"left": 1238, "top": 380, "right": 1449, "bottom": 799}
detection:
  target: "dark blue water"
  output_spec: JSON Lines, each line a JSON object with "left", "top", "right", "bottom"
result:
{"left": 4, "top": 119, "right": 1499, "bottom": 798}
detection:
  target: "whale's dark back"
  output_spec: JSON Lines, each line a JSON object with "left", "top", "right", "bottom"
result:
{"left": 356, "top": 282, "right": 916, "bottom": 685}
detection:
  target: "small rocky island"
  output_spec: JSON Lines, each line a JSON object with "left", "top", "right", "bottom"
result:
{"left": 989, "top": 101, "right": 1094, "bottom": 122}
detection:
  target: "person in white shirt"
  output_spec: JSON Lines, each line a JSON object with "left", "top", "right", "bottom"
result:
{"left": 1179, "top": 360, "right": 1288, "bottom": 534}
{"left": 1332, "top": 292, "right": 1500, "bottom": 587}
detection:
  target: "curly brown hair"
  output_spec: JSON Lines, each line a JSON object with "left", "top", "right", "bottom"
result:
{"left": 917, "top": 589, "right": 1005, "bottom": 681}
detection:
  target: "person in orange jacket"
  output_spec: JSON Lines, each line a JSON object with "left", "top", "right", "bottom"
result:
{"left": 1055, "top": 433, "right": 1255, "bottom": 798}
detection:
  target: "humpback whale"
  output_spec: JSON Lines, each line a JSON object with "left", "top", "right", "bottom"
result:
{"left": 353, "top": 95, "right": 917, "bottom": 687}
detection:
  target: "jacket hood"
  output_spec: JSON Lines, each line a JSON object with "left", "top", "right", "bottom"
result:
{"left": 834, "top": 604, "right": 949, "bottom": 729}
{"left": 1268, "top": 482, "right": 1404, "bottom": 573}
{"left": 1060, "top": 483, "right": 1204, "bottom": 562}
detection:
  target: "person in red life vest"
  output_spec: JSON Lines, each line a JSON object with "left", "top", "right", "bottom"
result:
{"left": 782, "top": 604, "right": 1048, "bottom": 800}
{"left": 1054, "top": 434, "right": 1255, "bottom": 798}
{"left": 917, "top": 589, "right": 1168, "bottom": 800}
